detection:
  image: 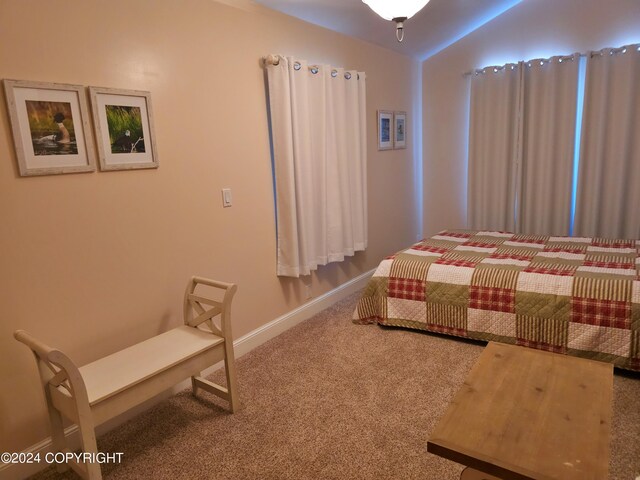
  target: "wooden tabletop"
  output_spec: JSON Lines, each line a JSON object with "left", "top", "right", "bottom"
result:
{"left": 427, "top": 342, "right": 613, "bottom": 480}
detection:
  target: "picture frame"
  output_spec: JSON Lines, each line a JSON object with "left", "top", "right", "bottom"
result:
{"left": 3, "top": 79, "right": 96, "bottom": 176}
{"left": 89, "top": 86, "right": 158, "bottom": 171}
{"left": 394, "top": 111, "right": 407, "bottom": 149}
{"left": 377, "top": 110, "right": 393, "bottom": 151}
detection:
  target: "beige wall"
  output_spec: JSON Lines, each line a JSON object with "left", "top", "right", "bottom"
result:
{"left": 422, "top": 0, "right": 640, "bottom": 236}
{"left": 0, "top": 0, "right": 420, "bottom": 453}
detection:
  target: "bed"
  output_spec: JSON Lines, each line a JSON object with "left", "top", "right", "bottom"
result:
{"left": 354, "top": 230, "right": 640, "bottom": 371}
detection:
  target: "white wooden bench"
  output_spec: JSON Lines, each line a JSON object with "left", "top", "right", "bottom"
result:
{"left": 15, "top": 276, "right": 238, "bottom": 480}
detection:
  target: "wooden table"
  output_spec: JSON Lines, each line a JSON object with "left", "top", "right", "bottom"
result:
{"left": 427, "top": 342, "right": 613, "bottom": 480}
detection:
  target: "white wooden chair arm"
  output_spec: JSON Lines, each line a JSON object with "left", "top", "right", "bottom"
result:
{"left": 191, "top": 276, "right": 235, "bottom": 290}
{"left": 183, "top": 277, "right": 237, "bottom": 339}
{"left": 15, "top": 330, "right": 79, "bottom": 383}
{"left": 14, "top": 330, "right": 89, "bottom": 401}
{"left": 14, "top": 329, "right": 55, "bottom": 360}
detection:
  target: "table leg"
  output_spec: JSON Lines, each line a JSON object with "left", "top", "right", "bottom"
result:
{"left": 460, "top": 467, "right": 502, "bottom": 480}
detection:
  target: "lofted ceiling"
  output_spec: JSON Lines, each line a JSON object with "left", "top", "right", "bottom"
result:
{"left": 253, "top": 0, "right": 523, "bottom": 60}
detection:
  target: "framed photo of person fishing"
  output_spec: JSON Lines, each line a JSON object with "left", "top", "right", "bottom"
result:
{"left": 3, "top": 79, "right": 96, "bottom": 176}
{"left": 89, "top": 87, "right": 158, "bottom": 171}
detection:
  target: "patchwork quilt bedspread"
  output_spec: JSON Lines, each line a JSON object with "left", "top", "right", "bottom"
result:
{"left": 354, "top": 230, "right": 640, "bottom": 371}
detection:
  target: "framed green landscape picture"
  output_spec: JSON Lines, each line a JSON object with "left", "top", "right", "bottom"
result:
{"left": 394, "top": 111, "right": 407, "bottom": 149}
{"left": 89, "top": 87, "right": 158, "bottom": 171}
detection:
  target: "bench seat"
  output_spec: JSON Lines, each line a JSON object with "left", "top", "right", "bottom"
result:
{"left": 80, "top": 326, "right": 224, "bottom": 405}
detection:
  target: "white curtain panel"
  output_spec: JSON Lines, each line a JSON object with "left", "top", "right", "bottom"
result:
{"left": 467, "top": 63, "right": 522, "bottom": 231}
{"left": 574, "top": 46, "right": 640, "bottom": 239}
{"left": 266, "top": 56, "right": 367, "bottom": 277}
{"left": 518, "top": 55, "right": 579, "bottom": 236}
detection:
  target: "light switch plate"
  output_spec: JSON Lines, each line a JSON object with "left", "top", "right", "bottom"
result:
{"left": 222, "top": 188, "right": 232, "bottom": 207}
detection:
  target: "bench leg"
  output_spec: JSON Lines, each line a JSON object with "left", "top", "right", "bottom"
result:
{"left": 191, "top": 373, "right": 201, "bottom": 397}
{"left": 45, "top": 394, "right": 69, "bottom": 473}
{"left": 76, "top": 414, "right": 102, "bottom": 480}
{"left": 54, "top": 404, "right": 102, "bottom": 480}
{"left": 63, "top": 390, "right": 103, "bottom": 480}
{"left": 190, "top": 343, "right": 239, "bottom": 412}
{"left": 191, "top": 376, "right": 232, "bottom": 403}
{"left": 223, "top": 343, "right": 239, "bottom": 413}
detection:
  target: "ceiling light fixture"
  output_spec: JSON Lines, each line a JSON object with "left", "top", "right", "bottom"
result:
{"left": 362, "top": 0, "right": 430, "bottom": 42}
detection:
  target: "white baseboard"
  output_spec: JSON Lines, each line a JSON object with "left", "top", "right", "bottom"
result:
{"left": 232, "top": 268, "right": 373, "bottom": 357}
{"left": 1, "top": 269, "right": 373, "bottom": 480}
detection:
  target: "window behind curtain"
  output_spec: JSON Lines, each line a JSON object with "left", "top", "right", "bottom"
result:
{"left": 468, "top": 53, "right": 580, "bottom": 236}
{"left": 265, "top": 56, "right": 367, "bottom": 277}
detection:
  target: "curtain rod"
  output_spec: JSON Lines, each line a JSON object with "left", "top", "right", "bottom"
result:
{"left": 462, "top": 43, "right": 640, "bottom": 77}
{"left": 462, "top": 52, "right": 583, "bottom": 77}
{"left": 261, "top": 54, "right": 361, "bottom": 79}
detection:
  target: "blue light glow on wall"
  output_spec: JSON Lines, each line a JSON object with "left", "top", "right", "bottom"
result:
{"left": 569, "top": 55, "right": 587, "bottom": 236}
{"left": 610, "top": 34, "right": 640, "bottom": 49}
{"left": 462, "top": 81, "right": 471, "bottom": 226}
{"left": 414, "top": 65, "right": 424, "bottom": 239}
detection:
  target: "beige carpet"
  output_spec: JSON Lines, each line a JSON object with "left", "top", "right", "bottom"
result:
{"left": 32, "top": 292, "right": 640, "bottom": 480}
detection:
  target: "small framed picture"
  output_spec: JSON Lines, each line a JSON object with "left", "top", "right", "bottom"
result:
{"left": 377, "top": 110, "right": 393, "bottom": 151}
{"left": 3, "top": 79, "right": 96, "bottom": 176}
{"left": 394, "top": 111, "right": 407, "bottom": 149}
{"left": 89, "top": 87, "right": 158, "bottom": 171}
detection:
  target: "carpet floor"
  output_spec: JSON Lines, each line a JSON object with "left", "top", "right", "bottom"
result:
{"left": 31, "top": 292, "right": 640, "bottom": 480}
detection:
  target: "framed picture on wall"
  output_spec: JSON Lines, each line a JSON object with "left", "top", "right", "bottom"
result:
{"left": 377, "top": 110, "right": 393, "bottom": 150}
{"left": 3, "top": 79, "right": 96, "bottom": 176}
{"left": 89, "top": 87, "right": 158, "bottom": 171}
{"left": 394, "top": 111, "right": 407, "bottom": 149}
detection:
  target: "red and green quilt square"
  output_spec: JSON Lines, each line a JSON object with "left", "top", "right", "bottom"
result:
{"left": 388, "top": 277, "right": 426, "bottom": 302}
{"left": 570, "top": 297, "right": 631, "bottom": 329}
{"left": 470, "top": 285, "right": 516, "bottom": 313}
